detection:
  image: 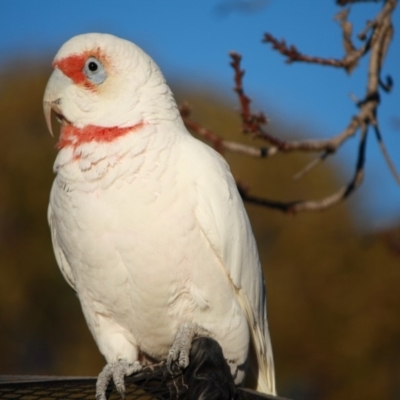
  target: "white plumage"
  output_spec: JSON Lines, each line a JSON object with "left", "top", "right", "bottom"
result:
{"left": 43, "top": 33, "right": 275, "bottom": 397}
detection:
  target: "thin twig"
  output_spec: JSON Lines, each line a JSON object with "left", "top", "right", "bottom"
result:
{"left": 373, "top": 124, "right": 400, "bottom": 184}
{"left": 229, "top": 52, "right": 269, "bottom": 136}
{"left": 292, "top": 152, "right": 329, "bottom": 181}
{"left": 263, "top": 33, "right": 351, "bottom": 68}
{"left": 179, "top": 104, "right": 276, "bottom": 158}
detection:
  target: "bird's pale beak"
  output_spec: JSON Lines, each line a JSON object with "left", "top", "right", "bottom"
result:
{"left": 43, "top": 100, "right": 55, "bottom": 137}
{"left": 43, "top": 68, "right": 70, "bottom": 137}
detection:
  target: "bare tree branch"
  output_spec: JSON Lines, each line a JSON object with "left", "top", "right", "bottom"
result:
{"left": 262, "top": 2, "right": 394, "bottom": 74}
{"left": 238, "top": 123, "right": 368, "bottom": 213}
{"left": 181, "top": 0, "right": 398, "bottom": 214}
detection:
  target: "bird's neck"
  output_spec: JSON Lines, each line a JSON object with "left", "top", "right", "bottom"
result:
{"left": 53, "top": 121, "right": 183, "bottom": 188}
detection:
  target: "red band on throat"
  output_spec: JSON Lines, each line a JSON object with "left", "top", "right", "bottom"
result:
{"left": 57, "top": 122, "right": 144, "bottom": 150}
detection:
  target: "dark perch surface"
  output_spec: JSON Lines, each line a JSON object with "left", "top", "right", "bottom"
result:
{"left": 0, "top": 337, "right": 289, "bottom": 400}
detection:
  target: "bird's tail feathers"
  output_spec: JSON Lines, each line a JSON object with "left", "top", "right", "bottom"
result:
{"left": 239, "top": 290, "right": 276, "bottom": 395}
{"left": 252, "top": 323, "right": 276, "bottom": 395}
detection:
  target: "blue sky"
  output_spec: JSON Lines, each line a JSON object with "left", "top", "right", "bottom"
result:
{"left": 1, "top": 0, "right": 399, "bottom": 230}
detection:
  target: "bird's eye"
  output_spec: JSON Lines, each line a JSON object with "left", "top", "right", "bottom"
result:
{"left": 83, "top": 57, "right": 107, "bottom": 85}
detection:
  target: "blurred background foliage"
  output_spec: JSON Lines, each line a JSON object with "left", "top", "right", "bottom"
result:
{"left": 0, "top": 62, "right": 399, "bottom": 400}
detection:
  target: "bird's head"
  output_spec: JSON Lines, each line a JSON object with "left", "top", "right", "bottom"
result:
{"left": 43, "top": 33, "right": 179, "bottom": 147}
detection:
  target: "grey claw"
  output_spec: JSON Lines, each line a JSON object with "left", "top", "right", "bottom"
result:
{"left": 96, "top": 364, "right": 113, "bottom": 400}
{"left": 96, "top": 360, "right": 142, "bottom": 400}
{"left": 112, "top": 362, "right": 126, "bottom": 397}
{"left": 168, "top": 322, "right": 208, "bottom": 372}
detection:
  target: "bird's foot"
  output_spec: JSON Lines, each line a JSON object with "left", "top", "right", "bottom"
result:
{"left": 167, "top": 322, "right": 208, "bottom": 372}
{"left": 95, "top": 359, "right": 142, "bottom": 400}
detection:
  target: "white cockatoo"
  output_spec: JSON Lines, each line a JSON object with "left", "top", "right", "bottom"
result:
{"left": 43, "top": 33, "right": 276, "bottom": 399}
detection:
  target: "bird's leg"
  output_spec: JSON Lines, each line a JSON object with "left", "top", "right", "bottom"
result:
{"left": 95, "top": 359, "right": 142, "bottom": 400}
{"left": 167, "top": 322, "right": 209, "bottom": 372}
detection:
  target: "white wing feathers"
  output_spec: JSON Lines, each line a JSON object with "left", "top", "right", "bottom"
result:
{"left": 48, "top": 202, "right": 76, "bottom": 291}
{"left": 183, "top": 136, "right": 276, "bottom": 394}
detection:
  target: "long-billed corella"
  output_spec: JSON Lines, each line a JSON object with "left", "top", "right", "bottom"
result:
{"left": 43, "top": 33, "right": 276, "bottom": 399}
